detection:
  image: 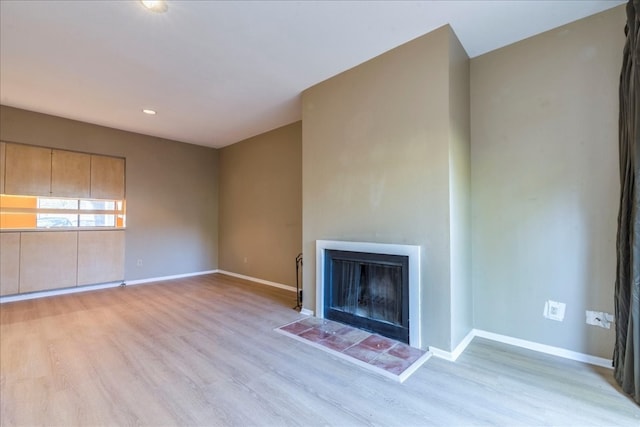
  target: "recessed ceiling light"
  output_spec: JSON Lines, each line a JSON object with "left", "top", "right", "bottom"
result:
{"left": 142, "top": 109, "right": 157, "bottom": 115}
{"left": 140, "top": 0, "right": 168, "bottom": 13}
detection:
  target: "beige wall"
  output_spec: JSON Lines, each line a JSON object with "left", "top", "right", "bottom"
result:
{"left": 470, "top": 6, "right": 624, "bottom": 358}
{"left": 302, "top": 26, "right": 471, "bottom": 351}
{"left": 0, "top": 105, "right": 219, "bottom": 281}
{"left": 218, "top": 122, "right": 302, "bottom": 287}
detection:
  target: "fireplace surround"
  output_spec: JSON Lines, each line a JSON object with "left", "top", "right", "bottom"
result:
{"left": 316, "top": 240, "right": 421, "bottom": 348}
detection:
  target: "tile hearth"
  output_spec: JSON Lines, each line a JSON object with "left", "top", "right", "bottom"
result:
{"left": 275, "top": 317, "right": 430, "bottom": 382}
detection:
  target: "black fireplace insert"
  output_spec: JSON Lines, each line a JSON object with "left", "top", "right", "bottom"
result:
{"left": 324, "top": 249, "right": 409, "bottom": 343}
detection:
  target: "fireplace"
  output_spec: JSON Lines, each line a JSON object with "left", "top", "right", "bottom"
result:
{"left": 324, "top": 250, "right": 409, "bottom": 343}
{"left": 316, "top": 240, "right": 422, "bottom": 348}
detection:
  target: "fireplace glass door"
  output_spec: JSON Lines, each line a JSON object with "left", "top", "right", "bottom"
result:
{"left": 324, "top": 250, "right": 409, "bottom": 343}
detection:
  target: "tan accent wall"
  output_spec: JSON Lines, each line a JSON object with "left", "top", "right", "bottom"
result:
{"left": 0, "top": 106, "right": 219, "bottom": 281}
{"left": 302, "top": 26, "right": 471, "bottom": 351}
{"left": 470, "top": 5, "right": 625, "bottom": 358}
{"left": 219, "top": 122, "right": 302, "bottom": 288}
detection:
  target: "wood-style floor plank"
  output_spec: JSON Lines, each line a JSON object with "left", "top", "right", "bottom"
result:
{"left": 1, "top": 273, "right": 638, "bottom": 426}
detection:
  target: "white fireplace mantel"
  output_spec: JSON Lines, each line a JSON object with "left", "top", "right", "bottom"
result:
{"left": 315, "top": 240, "right": 422, "bottom": 349}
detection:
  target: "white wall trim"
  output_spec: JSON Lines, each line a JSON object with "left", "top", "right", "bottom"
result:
{"left": 0, "top": 281, "right": 124, "bottom": 303}
{"left": 1, "top": 269, "right": 295, "bottom": 304}
{"left": 125, "top": 270, "right": 218, "bottom": 286}
{"left": 474, "top": 329, "right": 613, "bottom": 369}
{"left": 216, "top": 270, "right": 297, "bottom": 293}
{"left": 0, "top": 270, "right": 219, "bottom": 303}
{"left": 429, "top": 329, "right": 612, "bottom": 368}
{"left": 428, "top": 346, "right": 456, "bottom": 361}
{"left": 300, "top": 308, "right": 314, "bottom": 316}
{"left": 429, "top": 328, "right": 476, "bottom": 361}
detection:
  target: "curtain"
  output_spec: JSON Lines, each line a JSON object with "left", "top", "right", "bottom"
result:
{"left": 614, "top": 0, "right": 640, "bottom": 405}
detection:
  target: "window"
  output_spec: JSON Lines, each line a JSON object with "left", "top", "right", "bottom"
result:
{"left": 0, "top": 195, "right": 125, "bottom": 230}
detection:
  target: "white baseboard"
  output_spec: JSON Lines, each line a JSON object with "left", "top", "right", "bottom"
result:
{"left": 428, "top": 329, "right": 611, "bottom": 368}
{"left": 0, "top": 269, "right": 293, "bottom": 303}
{"left": 473, "top": 329, "right": 613, "bottom": 369}
{"left": 125, "top": 269, "right": 218, "bottom": 286}
{"left": 0, "top": 269, "right": 218, "bottom": 304}
{"left": 0, "top": 281, "right": 124, "bottom": 303}
{"left": 300, "top": 308, "right": 314, "bottom": 316}
{"left": 216, "top": 270, "right": 297, "bottom": 293}
{"left": 429, "top": 328, "right": 476, "bottom": 361}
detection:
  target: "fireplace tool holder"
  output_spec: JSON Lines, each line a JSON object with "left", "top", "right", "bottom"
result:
{"left": 294, "top": 253, "right": 303, "bottom": 310}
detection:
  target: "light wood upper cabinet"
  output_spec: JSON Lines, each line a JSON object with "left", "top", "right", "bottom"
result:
{"left": 20, "top": 231, "right": 78, "bottom": 293}
{"left": 4, "top": 144, "right": 52, "bottom": 196}
{"left": 0, "top": 142, "right": 6, "bottom": 194}
{"left": 91, "top": 155, "right": 125, "bottom": 200}
{"left": 77, "top": 230, "right": 125, "bottom": 286}
{"left": 0, "top": 232, "right": 20, "bottom": 296}
{"left": 2, "top": 144, "right": 125, "bottom": 200}
{"left": 51, "top": 150, "right": 91, "bottom": 198}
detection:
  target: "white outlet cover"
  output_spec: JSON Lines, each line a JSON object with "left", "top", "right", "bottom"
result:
{"left": 586, "top": 310, "right": 613, "bottom": 329}
{"left": 544, "top": 300, "right": 566, "bottom": 321}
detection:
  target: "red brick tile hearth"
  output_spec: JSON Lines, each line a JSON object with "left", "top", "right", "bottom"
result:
{"left": 275, "top": 317, "right": 430, "bottom": 382}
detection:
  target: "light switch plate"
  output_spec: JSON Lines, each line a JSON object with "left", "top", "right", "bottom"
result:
{"left": 544, "top": 300, "right": 566, "bottom": 321}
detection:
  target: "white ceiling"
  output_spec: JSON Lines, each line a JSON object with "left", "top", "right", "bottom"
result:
{"left": 0, "top": 0, "right": 625, "bottom": 148}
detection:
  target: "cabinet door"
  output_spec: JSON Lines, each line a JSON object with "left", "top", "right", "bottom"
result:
{"left": 0, "top": 233, "right": 20, "bottom": 296}
{"left": 20, "top": 231, "right": 78, "bottom": 293}
{"left": 91, "top": 155, "right": 125, "bottom": 199}
{"left": 51, "top": 149, "right": 91, "bottom": 198}
{"left": 4, "top": 143, "right": 52, "bottom": 196}
{"left": 0, "top": 142, "right": 6, "bottom": 194}
{"left": 77, "top": 230, "right": 124, "bottom": 286}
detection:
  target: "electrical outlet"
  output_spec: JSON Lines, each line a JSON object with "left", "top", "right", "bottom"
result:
{"left": 137, "top": 259, "right": 143, "bottom": 267}
{"left": 243, "top": 257, "right": 248, "bottom": 264}
{"left": 586, "top": 310, "right": 613, "bottom": 329}
{"left": 543, "top": 300, "right": 566, "bottom": 321}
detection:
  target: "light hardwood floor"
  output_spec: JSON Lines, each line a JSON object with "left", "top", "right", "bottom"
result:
{"left": 1, "top": 273, "right": 638, "bottom": 426}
